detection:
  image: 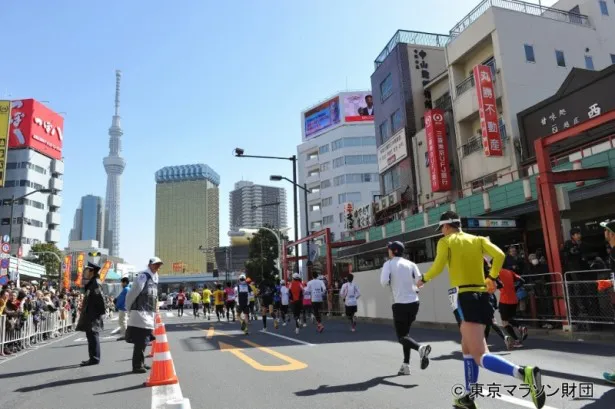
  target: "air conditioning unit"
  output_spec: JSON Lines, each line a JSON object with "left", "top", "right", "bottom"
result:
{"left": 388, "top": 191, "right": 401, "bottom": 206}
{"left": 380, "top": 197, "right": 389, "bottom": 209}
{"left": 373, "top": 201, "right": 381, "bottom": 213}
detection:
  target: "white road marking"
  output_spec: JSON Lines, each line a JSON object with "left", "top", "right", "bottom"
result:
{"left": 73, "top": 335, "right": 118, "bottom": 342}
{"left": 481, "top": 391, "right": 560, "bottom": 409}
{"left": 0, "top": 332, "right": 78, "bottom": 365}
{"left": 165, "top": 312, "right": 173, "bottom": 318}
{"left": 110, "top": 327, "right": 121, "bottom": 335}
{"left": 258, "top": 329, "right": 315, "bottom": 347}
{"left": 151, "top": 383, "right": 186, "bottom": 409}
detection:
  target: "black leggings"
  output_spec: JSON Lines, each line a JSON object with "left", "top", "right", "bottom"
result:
{"left": 178, "top": 304, "right": 184, "bottom": 316}
{"left": 291, "top": 302, "right": 302, "bottom": 328}
{"left": 193, "top": 303, "right": 199, "bottom": 316}
{"left": 312, "top": 302, "right": 323, "bottom": 324}
{"left": 392, "top": 302, "right": 421, "bottom": 364}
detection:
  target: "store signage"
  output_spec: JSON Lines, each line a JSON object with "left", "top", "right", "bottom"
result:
{"left": 424, "top": 108, "right": 451, "bottom": 192}
{"left": 473, "top": 65, "right": 503, "bottom": 157}
{"left": 466, "top": 218, "right": 517, "bottom": 228}
{"left": 378, "top": 128, "right": 408, "bottom": 173}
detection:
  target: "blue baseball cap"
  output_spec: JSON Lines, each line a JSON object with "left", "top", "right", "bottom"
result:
{"left": 387, "top": 241, "right": 405, "bottom": 256}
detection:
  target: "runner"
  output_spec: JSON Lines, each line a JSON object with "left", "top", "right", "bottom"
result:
{"left": 213, "top": 284, "right": 225, "bottom": 322}
{"left": 247, "top": 278, "right": 257, "bottom": 321}
{"left": 600, "top": 219, "right": 615, "bottom": 384}
{"left": 235, "top": 274, "right": 252, "bottom": 334}
{"left": 190, "top": 289, "right": 201, "bottom": 318}
{"left": 202, "top": 286, "right": 212, "bottom": 320}
{"left": 340, "top": 273, "right": 360, "bottom": 332}
{"left": 176, "top": 289, "right": 186, "bottom": 317}
{"left": 483, "top": 258, "right": 514, "bottom": 350}
{"left": 273, "top": 280, "right": 282, "bottom": 326}
{"left": 306, "top": 272, "right": 327, "bottom": 333}
{"left": 258, "top": 277, "right": 278, "bottom": 331}
{"left": 279, "top": 279, "right": 290, "bottom": 325}
{"left": 224, "top": 282, "right": 236, "bottom": 322}
{"left": 301, "top": 281, "right": 312, "bottom": 327}
{"left": 418, "top": 211, "right": 545, "bottom": 409}
{"left": 288, "top": 273, "right": 303, "bottom": 334}
{"left": 380, "top": 241, "right": 431, "bottom": 376}
{"left": 498, "top": 265, "right": 528, "bottom": 348}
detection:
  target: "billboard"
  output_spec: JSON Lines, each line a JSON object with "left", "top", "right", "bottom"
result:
{"left": 378, "top": 128, "right": 408, "bottom": 173}
{"left": 303, "top": 96, "right": 341, "bottom": 140}
{"left": 473, "top": 65, "right": 503, "bottom": 157}
{"left": 0, "top": 101, "right": 11, "bottom": 187}
{"left": 9, "top": 99, "right": 64, "bottom": 160}
{"left": 425, "top": 109, "right": 452, "bottom": 192}
{"left": 343, "top": 92, "right": 374, "bottom": 122}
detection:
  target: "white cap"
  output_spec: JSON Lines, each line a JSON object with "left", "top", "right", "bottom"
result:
{"left": 239, "top": 274, "right": 246, "bottom": 280}
{"left": 280, "top": 280, "right": 285, "bottom": 285}
{"left": 149, "top": 257, "right": 164, "bottom": 265}
{"left": 292, "top": 273, "right": 300, "bottom": 279}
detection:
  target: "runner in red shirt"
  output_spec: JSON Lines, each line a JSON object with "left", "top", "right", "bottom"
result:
{"left": 176, "top": 290, "right": 186, "bottom": 317}
{"left": 498, "top": 268, "right": 528, "bottom": 347}
{"left": 288, "top": 273, "right": 303, "bottom": 334}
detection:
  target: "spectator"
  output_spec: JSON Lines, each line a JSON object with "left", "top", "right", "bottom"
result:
{"left": 115, "top": 277, "right": 130, "bottom": 341}
{"left": 563, "top": 227, "right": 589, "bottom": 273}
{"left": 504, "top": 246, "right": 524, "bottom": 275}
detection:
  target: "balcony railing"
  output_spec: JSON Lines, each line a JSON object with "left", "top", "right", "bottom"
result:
{"left": 460, "top": 123, "right": 508, "bottom": 157}
{"left": 374, "top": 30, "right": 451, "bottom": 68}
{"left": 448, "top": 0, "right": 591, "bottom": 41}
{"left": 455, "top": 58, "right": 496, "bottom": 97}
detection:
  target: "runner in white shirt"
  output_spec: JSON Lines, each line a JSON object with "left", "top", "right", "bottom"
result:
{"left": 279, "top": 280, "right": 290, "bottom": 326}
{"left": 340, "top": 274, "right": 361, "bottom": 332}
{"left": 306, "top": 272, "right": 327, "bottom": 333}
{"left": 380, "top": 241, "right": 431, "bottom": 376}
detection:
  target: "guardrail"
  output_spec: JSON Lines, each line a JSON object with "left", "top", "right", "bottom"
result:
{"left": 515, "top": 272, "right": 568, "bottom": 326}
{"left": 564, "top": 269, "right": 615, "bottom": 327}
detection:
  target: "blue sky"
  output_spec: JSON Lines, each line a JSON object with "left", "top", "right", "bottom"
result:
{"left": 1, "top": 0, "right": 553, "bottom": 268}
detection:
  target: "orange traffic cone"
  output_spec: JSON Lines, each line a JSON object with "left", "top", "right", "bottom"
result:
{"left": 145, "top": 318, "right": 178, "bottom": 387}
{"left": 148, "top": 314, "right": 163, "bottom": 358}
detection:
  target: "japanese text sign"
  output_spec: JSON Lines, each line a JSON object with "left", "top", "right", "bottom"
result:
{"left": 9, "top": 99, "right": 63, "bottom": 160}
{"left": 424, "top": 109, "right": 451, "bottom": 192}
{"left": 75, "top": 253, "right": 85, "bottom": 287}
{"left": 63, "top": 255, "right": 72, "bottom": 291}
{"left": 0, "top": 101, "right": 11, "bottom": 187}
{"left": 473, "top": 65, "right": 503, "bottom": 157}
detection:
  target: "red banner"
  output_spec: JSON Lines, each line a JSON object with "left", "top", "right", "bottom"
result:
{"left": 473, "top": 65, "right": 503, "bottom": 157}
{"left": 172, "top": 262, "right": 184, "bottom": 273}
{"left": 99, "top": 260, "right": 112, "bottom": 282}
{"left": 9, "top": 99, "right": 64, "bottom": 160}
{"left": 425, "top": 109, "right": 452, "bottom": 192}
{"left": 63, "top": 255, "right": 72, "bottom": 291}
{"left": 75, "top": 253, "right": 85, "bottom": 287}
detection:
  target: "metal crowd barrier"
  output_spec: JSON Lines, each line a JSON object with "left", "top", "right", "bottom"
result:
{"left": 0, "top": 310, "right": 78, "bottom": 356}
{"left": 515, "top": 272, "right": 568, "bottom": 326}
{"left": 564, "top": 269, "right": 615, "bottom": 326}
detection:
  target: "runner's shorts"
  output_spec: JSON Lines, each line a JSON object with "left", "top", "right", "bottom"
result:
{"left": 498, "top": 302, "right": 518, "bottom": 322}
{"left": 345, "top": 305, "right": 357, "bottom": 317}
{"left": 455, "top": 292, "right": 494, "bottom": 326}
{"left": 237, "top": 303, "right": 250, "bottom": 315}
{"left": 261, "top": 297, "right": 273, "bottom": 308}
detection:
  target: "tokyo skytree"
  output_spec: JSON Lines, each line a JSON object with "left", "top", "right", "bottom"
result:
{"left": 103, "top": 70, "right": 125, "bottom": 256}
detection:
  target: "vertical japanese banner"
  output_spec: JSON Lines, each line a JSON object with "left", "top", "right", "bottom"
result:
{"left": 75, "top": 253, "right": 85, "bottom": 287}
{"left": 99, "top": 260, "right": 112, "bottom": 282}
{"left": 473, "top": 65, "right": 503, "bottom": 157}
{"left": 0, "top": 101, "right": 11, "bottom": 187}
{"left": 424, "top": 109, "right": 452, "bottom": 192}
{"left": 63, "top": 255, "right": 72, "bottom": 291}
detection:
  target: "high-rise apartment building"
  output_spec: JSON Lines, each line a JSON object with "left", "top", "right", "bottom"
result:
{"left": 69, "top": 195, "right": 105, "bottom": 244}
{"left": 297, "top": 91, "right": 380, "bottom": 242}
{"left": 154, "top": 164, "right": 220, "bottom": 274}
{"left": 229, "top": 181, "right": 287, "bottom": 230}
{"left": 1, "top": 99, "right": 64, "bottom": 256}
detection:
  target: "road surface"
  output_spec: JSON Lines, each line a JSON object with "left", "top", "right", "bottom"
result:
{"left": 1, "top": 311, "right": 613, "bottom": 409}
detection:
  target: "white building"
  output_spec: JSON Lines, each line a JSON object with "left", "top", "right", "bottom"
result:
{"left": 229, "top": 181, "right": 287, "bottom": 230}
{"left": 297, "top": 91, "right": 380, "bottom": 244}
{"left": 0, "top": 148, "right": 63, "bottom": 255}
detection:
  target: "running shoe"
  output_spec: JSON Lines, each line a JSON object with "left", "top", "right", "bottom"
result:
{"left": 453, "top": 395, "right": 477, "bottom": 409}
{"left": 520, "top": 327, "right": 528, "bottom": 342}
{"left": 418, "top": 344, "right": 431, "bottom": 370}
{"left": 317, "top": 323, "right": 324, "bottom": 333}
{"left": 397, "top": 363, "right": 410, "bottom": 375}
{"left": 295, "top": 328, "right": 300, "bottom": 335}
{"left": 240, "top": 321, "right": 247, "bottom": 332}
{"left": 282, "top": 321, "right": 287, "bottom": 327}
{"left": 523, "top": 366, "right": 546, "bottom": 409}
{"left": 504, "top": 335, "right": 514, "bottom": 351}
{"left": 302, "top": 322, "right": 307, "bottom": 328}
{"left": 274, "top": 319, "right": 279, "bottom": 330}
{"left": 513, "top": 341, "right": 524, "bottom": 348}
{"left": 603, "top": 371, "right": 615, "bottom": 384}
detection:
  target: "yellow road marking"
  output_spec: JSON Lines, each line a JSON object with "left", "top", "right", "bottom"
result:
{"left": 206, "top": 327, "right": 215, "bottom": 339}
{"left": 218, "top": 340, "right": 307, "bottom": 372}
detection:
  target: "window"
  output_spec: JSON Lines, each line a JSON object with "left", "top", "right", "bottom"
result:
{"left": 611, "top": 54, "right": 615, "bottom": 64}
{"left": 322, "top": 215, "right": 334, "bottom": 225}
{"left": 5, "top": 161, "right": 47, "bottom": 175}
{"left": 307, "top": 169, "right": 319, "bottom": 177}
{"left": 380, "top": 74, "right": 393, "bottom": 101}
{"left": 379, "top": 120, "right": 390, "bottom": 142}
{"left": 319, "top": 162, "right": 330, "bottom": 172}
{"left": 307, "top": 152, "right": 318, "bottom": 161}
{"left": 524, "top": 44, "right": 535, "bottom": 63}
{"left": 331, "top": 137, "right": 376, "bottom": 151}
{"left": 390, "top": 109, "right": 402, "bottom": 133}
{"left": 318, "top": 144, "right": 329, "bottom": 155}
{"left": 333, "top": 175, "right": 345, "bottom": 186}
{"left": 555, "top": 50, "right": 566, "bottom": 67}
{"left": 332, "top": 157, "right": 345, "bottom": 168}
{"left": 311, "top": 221, "right": 322, "bottom": 230}
{"left": 338, "top": 192, "right": 362, "bottom": 204}
{"left": 339, "top": 213, "right": 344, "bottom": 223}
{"left": 343, "top": 154, "right": 377, "bottom": 165}
{"left": 310, "top": 186, "right": 321, "bottom": 194}
{"left": 362, "top": 136, "right": 376, "bottom": 146}
{"left": 321, "top": 197, "right": 332, "bottom": 207}
{"left": 320, "top": 179, "right": 331, "bottom": 189}
{"left": 585, "top": 55, "right": 595, "bottom": 70}
{"left": 599, "top": 0, "right": 609, "bottom": 15}
{"left": 383, "top": 167, "right": 401, "bottom": 193}
{"left": 331, "top": 138, "right": 344, "bottom": 151}
{"left": 309, "top": 204, "right": 320, "bottom": 212}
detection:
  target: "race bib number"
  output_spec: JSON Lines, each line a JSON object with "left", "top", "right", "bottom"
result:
{"left": 448, "top": 287, "right": 459, "bottom": 311}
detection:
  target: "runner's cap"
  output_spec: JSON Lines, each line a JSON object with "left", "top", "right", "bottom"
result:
{"left": 436, "top": 210, "right": 461, "bottom": 232}
{"left": 600, "top": 220, "right": 615, "bottom": 233}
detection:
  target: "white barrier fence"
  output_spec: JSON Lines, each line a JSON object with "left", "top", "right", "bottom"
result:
{"left": 0, "top": 311, "right": 77, "bottom": 356}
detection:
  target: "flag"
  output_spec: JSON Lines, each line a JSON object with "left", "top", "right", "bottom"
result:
{"left": 99, "top": 260, "right": 112, "bottom": 282}
{"left": 75, "top": 253, "right": 85, "bottom": 287}
{"left": 63, "top": 255, "right": 72, "bottom": 291}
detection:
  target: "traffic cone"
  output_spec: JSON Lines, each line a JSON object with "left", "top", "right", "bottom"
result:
{"left": 147, "top": 314, "right": 163, "bottom": 358}
{"left": 145, "top": 318, "right": 178, "bottom": 387}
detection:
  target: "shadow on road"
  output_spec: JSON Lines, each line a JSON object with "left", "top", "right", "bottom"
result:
{"left": 93, "top": 383, "right": 146, "bottom": 395}
{"left": 576, "top": 388, "right": 615, "bottom": 408}
{"left": 0, "top": 363, "right": 81, "bottom": 379}
{"left": 15, "top": 371, "right": 133, "bottom": 393}
{"left": 294, "top": 375, "right": 417, "bottom": 396}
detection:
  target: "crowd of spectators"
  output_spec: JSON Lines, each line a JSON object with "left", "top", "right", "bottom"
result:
{"left": 0, "top": 279, "right": 82, "bottom": 355}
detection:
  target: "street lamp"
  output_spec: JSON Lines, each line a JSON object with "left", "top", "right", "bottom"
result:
{"left": 30, "top": 251, "right": 62, "bottom": 279}
{"left": 7, "top": 188, "right": 54, "bottom": 253}
{"left": 270, "top": 175, "right": 311, "bottom": 275}
{"left": 233, "top": 148, "right": 300, "bottom": 275}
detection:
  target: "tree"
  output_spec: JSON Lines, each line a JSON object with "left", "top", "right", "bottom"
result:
{"left": 30, "top": 243, "right": 64, "bottom": 277}
{"left": 244, "top": 227, "right": 285, "bottom": 283}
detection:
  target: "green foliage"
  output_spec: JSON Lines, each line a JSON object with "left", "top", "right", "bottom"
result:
{"left": 30, "top": 243, "right": 64, "bottom": 277}
{"left": 244, "top": 227, "right": 287, "bottom": 282}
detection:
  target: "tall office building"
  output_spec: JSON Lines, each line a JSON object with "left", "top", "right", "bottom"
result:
{"left": 103, "top": 70, "right": 125, "bottom": 257}
{"left": 69, "top": 195, "right": 105, "bottom": 244}
{"left": 154, "top": 164, "right": 220, "bottom": 274}
{"left": 297, "top": 91, "right": 380, "bottom": 243}
{"left": 1, "top": 99, "right": 64, "bottom": 256}
{"left": 229, "top": 181, "right": 287, "bottom": 230}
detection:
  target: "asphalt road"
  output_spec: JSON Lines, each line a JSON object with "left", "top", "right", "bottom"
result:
{"left": 1, "top": 310, "right": 614, "bottom": 409}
